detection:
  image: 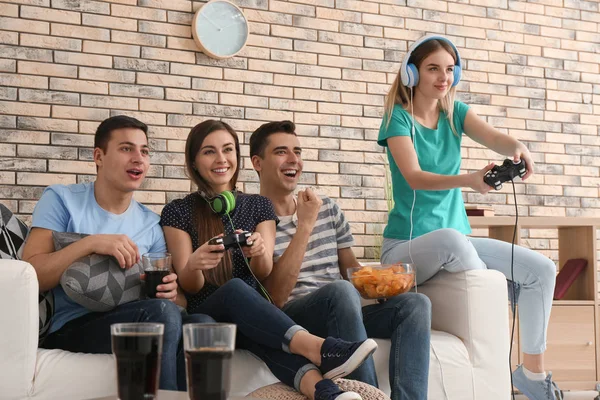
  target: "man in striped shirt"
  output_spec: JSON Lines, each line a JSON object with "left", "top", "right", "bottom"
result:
{"left": 250, "top": 121, "right": 432, "bottom": 400}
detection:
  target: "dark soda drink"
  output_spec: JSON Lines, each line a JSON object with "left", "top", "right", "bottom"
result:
{"left": 112, "top": 333, "right": 162, "bottom": 400}
{"left": 145, "top": 269, "right": 170, "bottom": 298}
{"left": 185, "top": 348, "right": 233, "bottom": 400}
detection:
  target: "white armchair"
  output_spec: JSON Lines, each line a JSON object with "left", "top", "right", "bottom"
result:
{"left": 0, "top": 260, "right": 510, "bottom": 400}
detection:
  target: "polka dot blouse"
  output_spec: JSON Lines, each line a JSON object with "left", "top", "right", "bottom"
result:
{"left": 160, "top": 191, "right": 278, "bottom": 313}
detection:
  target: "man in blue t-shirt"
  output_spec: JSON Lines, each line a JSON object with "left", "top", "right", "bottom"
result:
{"left": 249, "top": 121, "right": 432, "bottom": 400}
{"left": 22, "top": 115, "right": 211, "bottom": 391}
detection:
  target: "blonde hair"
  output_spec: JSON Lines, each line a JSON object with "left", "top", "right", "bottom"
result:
{"left": 384, "top": 39, "right": 459, "bottom": 136}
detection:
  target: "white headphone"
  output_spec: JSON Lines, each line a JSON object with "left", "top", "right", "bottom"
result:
{"left": 400, "top": 34, "right": 462, "bottom": 88}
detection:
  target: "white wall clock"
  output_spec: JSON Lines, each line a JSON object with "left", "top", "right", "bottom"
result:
{"left": 192, "top": 0, "right": 249, "bottom": 59}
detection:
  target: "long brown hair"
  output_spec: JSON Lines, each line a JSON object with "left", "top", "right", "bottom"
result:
{"left": 384, "top": 39, "right": 459, "bottom": 136}
{"left": 185, "top": 119, "right": 241, "bottom": 286}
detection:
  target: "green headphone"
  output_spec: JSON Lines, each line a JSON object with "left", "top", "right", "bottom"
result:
{"left": 200, "top": 190, "right": 236, "bottom": 216}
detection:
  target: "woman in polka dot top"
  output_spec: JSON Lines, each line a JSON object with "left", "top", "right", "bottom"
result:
{"left": 160, "top": 120, "right": 378, "bottom": 400}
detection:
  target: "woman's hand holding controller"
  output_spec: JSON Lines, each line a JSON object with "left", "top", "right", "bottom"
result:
{"left": 513, "top": 146, "right": 534, "bottom": 180}
{"left": 469, "top": 162, "right": 495, "bottom": 194}
{"left": 187, "top": 235, "right": 225, "bottom": 271}
{"left": 239, "top": 230, "right": 264, "bottom": 259}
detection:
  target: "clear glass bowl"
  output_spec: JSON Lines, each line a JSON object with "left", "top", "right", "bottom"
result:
{"left": 348, "top": 263, "right": 415, "bottom": 300}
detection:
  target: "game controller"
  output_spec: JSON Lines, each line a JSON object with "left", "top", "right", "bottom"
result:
{"left": 483, "top": 158, "right": 527, "bottom": 190}
{"left": 209, "top": 231, "right": 253, "bottom": 252}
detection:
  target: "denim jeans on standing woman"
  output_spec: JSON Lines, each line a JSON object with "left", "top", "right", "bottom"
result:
{"left": 381, "top": 228, "right": 556, "bottom": 355}
{"left": 190, "top": 278, "right": 320, "bottom": 391}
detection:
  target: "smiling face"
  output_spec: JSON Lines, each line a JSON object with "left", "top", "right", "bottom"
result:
{"left": 415, "top": 48, "right": 456, "bottom": 100}
{"left": 253, "top": 132, "right": 303, "bottom": 195}
{"left": 94, "top": 127, "right": 150, "bottom": 193}
{"left": 194, "top": 129, "right": 238, "bottom": 193}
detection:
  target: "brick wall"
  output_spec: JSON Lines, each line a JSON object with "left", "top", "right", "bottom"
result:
{"left": 1, "top": 0, "right": 599, "bottom": 265}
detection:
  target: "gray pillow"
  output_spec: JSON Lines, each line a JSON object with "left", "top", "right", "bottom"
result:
{"left": 52, "top": 231, "right": 143, "bottom": 312}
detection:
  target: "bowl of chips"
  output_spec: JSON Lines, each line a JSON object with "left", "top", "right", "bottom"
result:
{"left": 348, "top": 263, "right": 415, "bottom": 300}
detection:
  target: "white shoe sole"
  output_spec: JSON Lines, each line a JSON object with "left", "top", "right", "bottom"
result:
{"left": 335, "top": 391, "right": 362, "bottom": 400}
{"left": 323, "top": 339, "right": 378, "bottom": 380}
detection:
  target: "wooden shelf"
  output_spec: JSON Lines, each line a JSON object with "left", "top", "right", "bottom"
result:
{"left": 471, "top": 216, "right": 600, "bottom": 388}
{"left": 553, "top": 300, "right": 596, "bottom": 306}
{"left": 469, "top": 216, "right": 600, "bottom": 228}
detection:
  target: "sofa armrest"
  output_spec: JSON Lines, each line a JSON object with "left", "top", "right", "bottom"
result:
{"left": 0, "top": 260, "right": 40, "bottom": 398}
{"left": 417, "top": 269, "right": 510, "bottom": 399}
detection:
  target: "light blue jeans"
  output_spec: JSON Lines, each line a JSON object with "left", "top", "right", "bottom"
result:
{"left": 381, "top": 228, "right": 556, "bottom": 355}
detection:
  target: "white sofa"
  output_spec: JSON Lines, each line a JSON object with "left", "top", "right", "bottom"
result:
{"left": 0, "top": 260, "right": 510, "bottom": 400}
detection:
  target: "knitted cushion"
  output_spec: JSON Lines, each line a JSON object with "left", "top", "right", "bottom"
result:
{"left": 53, "top": 231, "right": 144, "bottom": 312}
{"left": 246, "top": 379, "right": 390, "bottom": 400}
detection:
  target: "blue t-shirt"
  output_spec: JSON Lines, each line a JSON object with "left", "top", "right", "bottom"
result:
{"left": 160, "top": 192, "right": 277, "bottom": 313}
{"left": 30, "top": 182, "right": 166, "bottom": 333}
{"left": 377, "top": 101, "right": 471, "bottom": 240}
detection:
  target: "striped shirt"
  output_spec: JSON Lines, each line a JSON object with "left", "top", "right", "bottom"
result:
{"left": 274, "top": 196, "right": 354, "bottom": 303}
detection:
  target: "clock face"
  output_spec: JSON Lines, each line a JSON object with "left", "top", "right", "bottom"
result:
{"left": 192, "top": 0, "right": 249, "bottom": 59}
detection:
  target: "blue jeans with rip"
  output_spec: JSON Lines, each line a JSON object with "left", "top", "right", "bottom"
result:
{"left": 42, "top": 298, "right": 214, "bottom": 391}
{"left": 283, "top": 280, "right": 431, "bottom": 400}
{"left": 190, "top": 278, "right": 318, "bottom": 391}
{"left": 282, "top": 280, "right": 378, "bottom": 385}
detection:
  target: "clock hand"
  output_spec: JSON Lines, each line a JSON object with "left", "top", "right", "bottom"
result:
{"left": 201, "top": 12, "right": 222, "bottom": 31}
{"left": 220, "top": 20, "right": 242, "bottom": 30}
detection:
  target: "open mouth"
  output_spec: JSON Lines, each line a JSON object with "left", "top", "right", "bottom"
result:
{"left": 127, "top": 168, "right": 143, "bottom": 179}
{"left": 212, "top": 167, "right": 230, "bottom": 174}
{"left": 282, "top": 169, "right": 298, "bottom": 179}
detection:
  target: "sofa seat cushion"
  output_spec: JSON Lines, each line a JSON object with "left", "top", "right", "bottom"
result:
{"left": 371, "top": 332, "right": 473, "bottom": 398}
{"left": 30, "top": 349, "right": 116, "bottom": 400}
{"left": 230, "top": 331, "right": 473, "bottom": 398}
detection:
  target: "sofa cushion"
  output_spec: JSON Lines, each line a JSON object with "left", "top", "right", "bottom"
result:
{"left": 0, "top": 204, "right": 54, "bottom": 344}
{"left": 229, "top": 332, "right": 474, "bottom": 399}
{"left": 371, "top": 333, "right": 474, "bottom": 398}
{"left": 53, "top": 231, "right": 144, "bottom": 312}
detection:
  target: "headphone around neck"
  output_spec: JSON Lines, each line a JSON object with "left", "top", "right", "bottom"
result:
{"left": 199, "top": 190, "right": 236, "bottom": 216}
{"left": 400, "top": 34, "right": 462, "bottom": 88}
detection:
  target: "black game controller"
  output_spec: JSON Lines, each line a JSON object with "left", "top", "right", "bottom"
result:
{"left": 483, "top": 158, "right": 527, "bottom": 190}
{"left": 209, "top": 231, "right": 253, "bottom": 252}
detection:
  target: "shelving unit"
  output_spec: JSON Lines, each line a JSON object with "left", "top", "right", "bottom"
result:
{"left": 469, "top": 216, "right": 600, "bottom": 390}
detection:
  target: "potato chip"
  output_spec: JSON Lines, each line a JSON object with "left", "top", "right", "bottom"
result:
{"left": 349, "top": 264, "right": 415, "bottom": 299}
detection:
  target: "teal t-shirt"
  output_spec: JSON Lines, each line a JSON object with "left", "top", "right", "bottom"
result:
{"left": 377, "top": 100, "right": 471, "bottom": 240}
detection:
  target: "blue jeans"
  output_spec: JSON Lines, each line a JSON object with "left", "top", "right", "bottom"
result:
{"left": 191, "top": 278, "right": 318, "bottom": 391}
{"left": 381, "top": 228, "right": 556, "bottom": 354}
{"left": 41, "top": 298, "right": 213, "bottom": 391}
{"left": 363, "top": 293, "right": 431, "bottom": 400}
{"left": 283, "top": 280, "right": 431, "bottom": 400}
{"left": 282, "top": 280, "right": 378, "bottom": 385}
